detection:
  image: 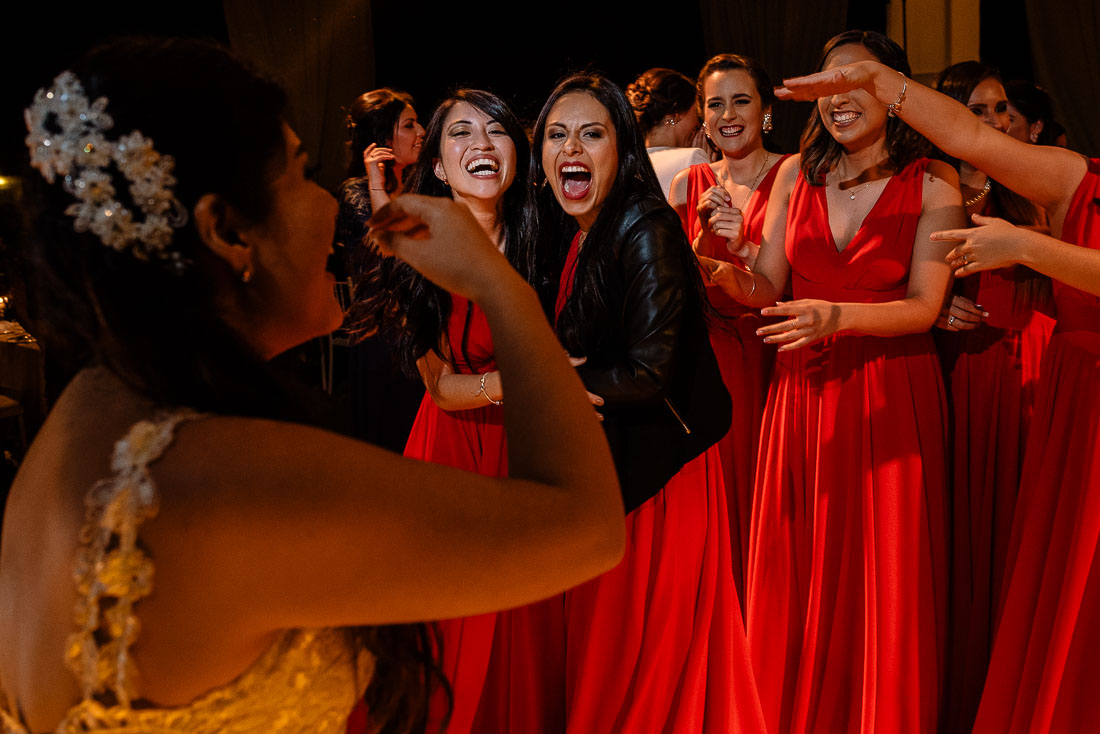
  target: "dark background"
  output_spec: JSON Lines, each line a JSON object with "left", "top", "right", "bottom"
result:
{"left": 1, "top": 0, "right": 1040, "bottom": 184}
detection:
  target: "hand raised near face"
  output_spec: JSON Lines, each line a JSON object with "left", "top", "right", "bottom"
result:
{"left": 368, "top": 194, "right": 515, "bottom": 302}
{"left": 363, "top": 143, "right": 395, "bottom": 186}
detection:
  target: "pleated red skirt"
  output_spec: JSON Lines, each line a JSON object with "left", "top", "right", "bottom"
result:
{"left": 747, "top": 332, "right": 949, "bottom": 734}
{"left": 937, "top": 297, "right": 1054, "bottom": 732}
{"left": 473, "top": 445, "right": 765, "bottom": 733}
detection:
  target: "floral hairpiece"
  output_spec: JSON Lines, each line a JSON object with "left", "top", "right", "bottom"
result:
{"left": 24, "top": 71, "right": 188, "bottom": 267}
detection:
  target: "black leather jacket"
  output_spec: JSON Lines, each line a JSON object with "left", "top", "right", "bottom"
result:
{"left": 561, "top": 197, "right": 732, "bottom": 513}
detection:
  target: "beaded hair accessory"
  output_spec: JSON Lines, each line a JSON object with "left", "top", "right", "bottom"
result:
{"left": 24, "top": 71, "right": 188, "bottom": 267}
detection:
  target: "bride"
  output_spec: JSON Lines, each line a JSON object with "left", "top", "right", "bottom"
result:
{"left": 0, "top": 37, "right": 623, "bottom": 734}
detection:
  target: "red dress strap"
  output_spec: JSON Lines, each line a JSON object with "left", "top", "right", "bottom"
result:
{"left": 554, "top": 230, "right": 584, "bottom": 322}
{"left": 682, "top": 163, "right": 717, "bottom": 242}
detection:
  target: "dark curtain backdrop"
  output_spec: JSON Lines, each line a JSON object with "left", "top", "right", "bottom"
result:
{"left": 1024, "top": 0, "right": 1100, "bottom": 156}
{"left": 223, "top": 0, "right": 374, "bottom": 192}
{"left": 698, "top": 0, "right": 850, "bottom": 153}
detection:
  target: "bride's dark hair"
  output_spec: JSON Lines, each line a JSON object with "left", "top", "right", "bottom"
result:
{"left": 17, "top": 36, "right": 446, "bottom": 734}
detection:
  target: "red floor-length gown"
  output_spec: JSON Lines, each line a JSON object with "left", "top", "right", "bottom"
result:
{"left": 680, "top": 157, "right": 787, "bottom": 604}
{"left": 972, "top": 160, "right": 1100, "bottom": 734}
{"left": 747, "top": 158, "right": 949, "bottom": 734}
{"left": 559, "top": 232, "right": 764, "bottom": 734}
{"left": 346, "top": 293, "right": 505, "bottom": 734}
{"left": 936, "top": 200, "right": 1055, "bottom": 733}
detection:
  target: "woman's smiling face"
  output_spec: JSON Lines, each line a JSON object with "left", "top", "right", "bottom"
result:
{"left": 541, "top": 91, "right": 619, "bottom": 231}
{"left": 434, "top": 101, "right": 517, "bottom": 206}
{"left": 817, "top": 43, "right": 889, "bottom": 150}
{"left": 703, "top": 68, "right": 766, "bottom": 157}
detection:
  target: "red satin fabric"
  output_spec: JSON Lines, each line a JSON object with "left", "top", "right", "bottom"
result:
{"left": 935, "top": 206, "right": 1055, "bottom": 732}
{"left": 347, "top": 294, "right": 506, "bottom": 734}
{"left": 972, "top": 160, "right": 1100, "bottom": 733}
{"left": 746, "top": 159, "right": 949, "bottom": 734}
{"left": 681, "top": 158, "right": 786, "bottom": 604}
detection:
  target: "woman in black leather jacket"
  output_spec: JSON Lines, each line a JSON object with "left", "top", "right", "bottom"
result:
{"left": 508, "top": 72, "right": 765, "bottom": 733}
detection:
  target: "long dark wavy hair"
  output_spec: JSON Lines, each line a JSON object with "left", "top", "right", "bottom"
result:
{"left": 625, "top": 67, "right": 696, "bottom": 134}
{"left": 345, "top": 88, "right": 415, "bottom": 192}
{"left": 934, "top": 61, "right": 1050, "bottom": 308}
{"left": 800, "top": 30, "right": 930, "bottom": 184}
{"left": 529, "top": 72, "right": 707, "bottom": 354}
{"left": 350, "top": 88, "right": 536, "bottom": 376}
{"left": 16, "top": 37, "right": 445, "bottom": 734}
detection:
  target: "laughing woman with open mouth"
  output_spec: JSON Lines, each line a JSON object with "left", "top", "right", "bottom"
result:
{"left": 348, "top": 89, "right": 537, "bottom": 734}
{"left": 525, "top": 72, "right": 766, "bottom": 734}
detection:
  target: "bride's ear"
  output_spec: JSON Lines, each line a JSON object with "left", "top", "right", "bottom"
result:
{"left": 193, "top": 193, "right": 255, "bottom": 280}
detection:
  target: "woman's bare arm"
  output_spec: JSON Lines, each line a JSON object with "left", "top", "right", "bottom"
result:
{"left": 777, "top": 60, "right": 1088, "bottom": 228}
{"left": 937, "top": 212, "right": 1100, "bottom": 297}
{"left": 150, "top": 195, "right": 624, "bottom": 632}
{"left": 417, "top": 344, "right": 503, "bottom": 411}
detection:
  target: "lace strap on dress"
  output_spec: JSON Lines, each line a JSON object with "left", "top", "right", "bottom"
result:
{"left": 64, "top": 410, "right": 200, "bottom": 715}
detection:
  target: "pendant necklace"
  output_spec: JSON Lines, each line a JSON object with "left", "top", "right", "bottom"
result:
{"left": 847, "top": 182, "right": 873, "bottom": 200}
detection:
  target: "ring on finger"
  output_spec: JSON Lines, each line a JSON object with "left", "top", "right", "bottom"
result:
{"left": 948, "top": 315, "right": 956, "bottom": 326}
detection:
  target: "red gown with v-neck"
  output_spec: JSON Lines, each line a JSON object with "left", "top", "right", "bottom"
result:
{"left": 681, "top": 156, "right": 788, "bottom": 605}
{"left": 746, "top": 158, "right": 949, "bottom": 734}
{"left": 972, "top": 160, "right": 1100, "bottom": 734}
{"left": 346, "top": 293, "right": 506, "bottom": 734}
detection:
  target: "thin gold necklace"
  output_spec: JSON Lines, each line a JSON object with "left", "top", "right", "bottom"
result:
{"left": 719, "top": 151, "right": 772, "bottom": 210}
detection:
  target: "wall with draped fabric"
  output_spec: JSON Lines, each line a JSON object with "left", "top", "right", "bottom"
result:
{"left": 1025, "top": 0, "right": 1099, "bottom": 156}
{"left": 223, "top": 0, "right": 374, "bottom": 192}
{"left": 697, "top": 0, "right": 850, "bottom": 154}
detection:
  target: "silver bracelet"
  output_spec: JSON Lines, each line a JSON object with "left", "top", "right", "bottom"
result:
{"left": 475, "top": 372, "right": 503, "bottom": 406}
{"left": 886, "top": 72, "right": 908, "bottom": 118}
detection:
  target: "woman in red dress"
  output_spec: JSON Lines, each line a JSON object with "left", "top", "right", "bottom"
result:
{"left": 668, "top": 53, "right": 788, "bottom": 603}
{"left": 349, "top": 89, "right": 536, "bottom": 734}
{"left": 705, "top": 31, "right": 963, "bottom": 733}
{"left": 528, "top": 72, "right": 764, "bottom": 734}
{"left": 780, "top": 54, "right": 1100, "bottom": 734}
{"left": 930, "top": 61, "right": 1055, "bottom": 734}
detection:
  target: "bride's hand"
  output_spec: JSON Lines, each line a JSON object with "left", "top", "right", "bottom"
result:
{"left": 368, "top": 194, "right": 515, "bottom": 301}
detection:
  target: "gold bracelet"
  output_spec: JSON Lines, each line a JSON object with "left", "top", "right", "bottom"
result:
{"left": 475, "top": 372, "right": 503, "bottom": 406}
{"left": 886, "top": 72, "right": 908, "bottom": 118}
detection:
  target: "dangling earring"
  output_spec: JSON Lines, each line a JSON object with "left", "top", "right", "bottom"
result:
{"left": 241, "top": 267, "right": 253, "bottom": 284}
{"left": 762, "top": 112, "right": 773, "bottom": 134}
{"left": 702, "top": 122, "right": 712, "bottom": 141}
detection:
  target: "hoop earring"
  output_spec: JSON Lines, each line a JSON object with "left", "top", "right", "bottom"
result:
{"left": 762, "top": 112, "right": 773, "bottom": 134}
